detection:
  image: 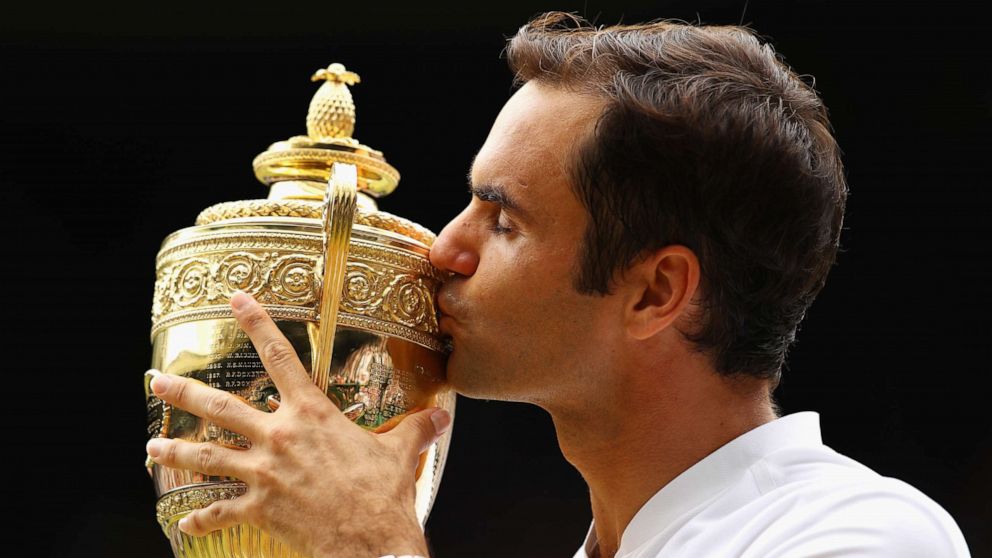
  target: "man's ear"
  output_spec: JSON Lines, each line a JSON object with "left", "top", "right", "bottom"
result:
{"left": 624, "top": 245, "right": 700, "bottom": 340}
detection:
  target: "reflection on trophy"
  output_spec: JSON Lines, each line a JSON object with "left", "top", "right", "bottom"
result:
{"left": 145, "top": 63, "right": 455, "bottom": 558}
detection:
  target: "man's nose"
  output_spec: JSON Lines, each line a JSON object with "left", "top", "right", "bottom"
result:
{"left": 429, "top": 210, "right": 481, "bottom": 277}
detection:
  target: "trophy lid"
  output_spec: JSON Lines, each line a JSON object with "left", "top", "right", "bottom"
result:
{"left": 192, "top": 63, "right": 435, "bottom": 246}
{"left": 251, "top": 63, "right": 401, "bottom": 199}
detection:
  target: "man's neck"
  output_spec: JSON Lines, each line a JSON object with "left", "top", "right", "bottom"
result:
{"left": 547, "top": 355, "right": 776, "bottom": 558}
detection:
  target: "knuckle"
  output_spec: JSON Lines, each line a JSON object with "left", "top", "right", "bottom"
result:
{"left": 205, "top": 393, "right": 232, "bottom": 418}
{"left": 252, "top": 465, "right": 275, "bottom": 488}
{"left": 293, "top": 397, "right": 329, "bottom": 420}
{"left": 266, "top": 423, "right": 296, "bottom": 450}
{"left": 241, "top": 307, "right": 269, "bottom": 330}
{"left": 207, "top": 502, "right": 227, "bottom": 523}
{"left": 171, "top": 378, "right": 189, "bottom": 404}
{"left": 390, "top": 416, "right": 434, "bottom": 452}
{"left": 163, "top": 440, "right": 180, "bottom": 465}
{"left": 414, "top": 416, "right": 435, "bottom": 441}
{"left": 195, "top": 444, "right": 215, "bottom": 471}
{"left": 260, "top": 339, "right": 296, "bottom": 367}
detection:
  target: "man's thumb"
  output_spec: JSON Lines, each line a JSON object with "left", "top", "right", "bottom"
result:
{"left": 389, "top": 408, "right": 452, "bottom": 454}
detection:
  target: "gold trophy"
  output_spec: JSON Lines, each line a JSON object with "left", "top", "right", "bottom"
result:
{"left": 145, "top": 63, "right": 454, "bottom": 558}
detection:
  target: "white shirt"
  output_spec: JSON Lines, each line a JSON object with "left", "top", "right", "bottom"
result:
{"left": 574, "top": 412, "right": 970, "bottom": 558}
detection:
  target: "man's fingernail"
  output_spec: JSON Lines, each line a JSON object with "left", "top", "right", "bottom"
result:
{"left": 430, "top": 409, "right": 451, "bottom": 435}
{"left": 146, "top": 438, "right": 165, "bottom": 458}
{"left": 178, "top": 516, "right": 190, "bottom": 532}
{"left": 231, "top": 290, "right": 252, "bottom": 311}
{"left": 145, "top": 369, "right": 161, "bottom": 387}
{"left": 150, "top": 373, "right": 171, "bottom": 395}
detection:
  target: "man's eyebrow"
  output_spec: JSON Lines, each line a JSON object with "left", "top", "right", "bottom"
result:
{"left": 466, "top": 157, "right": 525, "bottom": 213}
{"left": 468, "top": 182, "right": 521, "bottom": 212}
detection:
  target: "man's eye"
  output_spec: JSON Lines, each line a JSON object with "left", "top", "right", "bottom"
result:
{"left": 490, "top": 223, "right": 512, "bottom": 235}
{"left": 490, "top": 214, "right": 513, "bottom": 236}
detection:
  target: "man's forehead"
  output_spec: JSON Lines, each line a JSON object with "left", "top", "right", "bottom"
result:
{"left": 470, "top": 82, "right": 602, "bottom": 183}
{"left": 494, "top": 83, "right": 601, "bottom": 144}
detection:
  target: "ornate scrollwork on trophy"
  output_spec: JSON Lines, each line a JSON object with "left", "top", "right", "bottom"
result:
{"left": 171, "top": 259, "right": 212, "bottom": 308}
{"left": 270, "top": 255, "right": 319, "bottom": 304}
{"left": 217, "top": 252, "right": 267, "bottom": 295}
{"left": 385, "top": 274, "right": 437, "bottom": 330}
{"left": 152, "top": 231, "right": 444, "bottom": 351}
{"left": 343, "top": 263, "right": 387, "bottom": 313}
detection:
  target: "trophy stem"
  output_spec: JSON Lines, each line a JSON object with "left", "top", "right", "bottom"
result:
{"left": 312, "top": 162, "right": 358, "bottom": 393}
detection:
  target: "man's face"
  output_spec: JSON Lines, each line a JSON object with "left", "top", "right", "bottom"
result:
{"left": 429, "top": 83, "right": 620, "bottom": 405}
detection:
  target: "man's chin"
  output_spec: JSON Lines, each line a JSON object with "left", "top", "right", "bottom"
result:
{"left": 443, "top": 358, "right": 478, "bottom": 396}
{"left": 442, "top": 355, "right": 524, "bottom": 402}
{"left": 444, "top": 353, "right": 489, "bottom": 396}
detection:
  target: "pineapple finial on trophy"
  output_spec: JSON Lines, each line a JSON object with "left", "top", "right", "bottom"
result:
{"left": 307, "top": 63, "right": 361, "bottom": 141}
{"left": 251, "top": 62, "right": 399, "bottom": 199}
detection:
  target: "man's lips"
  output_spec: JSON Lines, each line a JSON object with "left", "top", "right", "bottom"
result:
{"left": 438, "top": 312, "right": 458, "bottom": 336}
{"left": 438, "top": 308, "right": 458, "bottom": 335}
{"left": 436, "top": 292, "right": 461, "bottom": 343}
{"left": 436, "top": 289, "right": 459, "bottom": 329}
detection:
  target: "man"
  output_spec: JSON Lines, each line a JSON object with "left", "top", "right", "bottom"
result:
{"left": 145, "top": 12, "right": 970, "bottom": 558}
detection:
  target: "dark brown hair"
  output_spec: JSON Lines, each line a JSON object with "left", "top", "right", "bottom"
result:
{"left": 507, "top": 13, "right": 848, "bottom": 381}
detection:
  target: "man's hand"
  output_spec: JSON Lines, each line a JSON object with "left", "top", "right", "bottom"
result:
{"left": 145, "top": 290, "right": 450, "bottom": 558}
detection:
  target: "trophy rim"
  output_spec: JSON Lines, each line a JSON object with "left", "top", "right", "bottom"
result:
{"left": 159, "top": 218, "right": 432, "bottom": 256}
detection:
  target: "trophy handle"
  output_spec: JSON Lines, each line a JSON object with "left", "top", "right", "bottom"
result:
{"left": 311, "top": 162, "right": 359, "bottom": 394}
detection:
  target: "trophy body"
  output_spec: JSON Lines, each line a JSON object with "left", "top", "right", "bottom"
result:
{"left": 146, "top": 64, "right": 453, "bottom": 558}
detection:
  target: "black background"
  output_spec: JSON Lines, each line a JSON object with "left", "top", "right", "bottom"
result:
{"left": 2, "top": 1, "right": 989, "bottom": 556}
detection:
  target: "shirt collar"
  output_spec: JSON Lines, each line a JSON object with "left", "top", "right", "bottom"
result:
{"left": 590, "top": 411, "right": 823, "bottom": 556}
